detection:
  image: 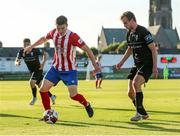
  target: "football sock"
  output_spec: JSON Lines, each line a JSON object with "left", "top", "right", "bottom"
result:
{"left": 136, "top": 92, "right": 148, "bottom": 115}
{"left": 40, "top": 92, "right": 51, "bottom": 110}
{"left": 32, "top": 87, "right": 37, "bottom": 98}
{"left": 132, "top": 99, "right": 136, "bottom": 106}
{"left": 48, "top": 92, "right": 52, "bottom": 97}
{"left": 71, "top": 93, "right": 88, "bottom": 107}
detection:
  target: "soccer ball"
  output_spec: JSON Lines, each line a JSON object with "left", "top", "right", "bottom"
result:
{"left": 43, "top": 109, "right": 58, "bottom": 124}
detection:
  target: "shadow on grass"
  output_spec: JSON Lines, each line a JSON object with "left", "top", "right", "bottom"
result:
{"left": 56, "top": 121, "right": 87, "bottom": 127}
{"left": 0, "top": 113, "right": 87, "bottom": 127}
{"left": 1, "top": 113, "right": 180, "bottom": 133}
{"left": 151, "top": 119, "right": 180, "bottom": 124}
{"left": 72, "top": 105, "right": 180, "bottom": 115}
{"left": 59, "top": 120, "right": 180, "bottom": 133}
{"left": 125, "top": 121, "right": 180, "bottom": 133}
{"left": 0, "top": 113, "right": 39, "bottom": 119}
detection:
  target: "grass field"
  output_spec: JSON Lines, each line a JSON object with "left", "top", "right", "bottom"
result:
{"left": 0, "top": 79, "right": 180, "bottom": 135}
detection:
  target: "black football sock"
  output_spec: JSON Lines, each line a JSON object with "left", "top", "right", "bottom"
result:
{"left": 136, "top": 92, "right": 147, "bottom": 115}
{"left": 48, "top": 92, "right": 52, "bottom": 97}
{"left": 132, "top": 99, "right": 136, "bottom": 106}
{"left": 32, "top": 87, "right": 37, "bottom": 98}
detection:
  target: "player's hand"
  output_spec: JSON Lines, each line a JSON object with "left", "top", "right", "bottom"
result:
{"left": 39, "top": 64, "right": 44, "bottom": 70}
{"left": 15, "top": 60, "right": 21, "bottom": 66}
{"left": 24, "top": 45, "right": 33, "bottom": 54}
{"left": 153, "top": 67, "right": 158, "bottom": 79}
{"left": 91, "top": 70, "right": 96, "bottom": 77}
{"left": 94, "top": 64, "right": 101, "bottom": 73}
{"left": 116, "top": 62, "right": 123, "bottom": 70}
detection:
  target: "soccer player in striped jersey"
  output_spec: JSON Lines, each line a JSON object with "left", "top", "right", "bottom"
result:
{"left": 24, "top": 15, "right": 100, "bottom": 118}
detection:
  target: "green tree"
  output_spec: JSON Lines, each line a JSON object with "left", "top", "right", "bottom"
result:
{"left": 115, "top": 41, "right": 127, "bottom": 54}
{"left": 101, "top": 41, "right": 127, "bottom": 54}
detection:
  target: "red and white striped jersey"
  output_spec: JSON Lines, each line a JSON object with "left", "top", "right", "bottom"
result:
{"left": 46, "top": 29, "right": 85, "bottom": 71}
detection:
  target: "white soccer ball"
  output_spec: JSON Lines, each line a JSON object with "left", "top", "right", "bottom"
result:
{"left": 43, "top": 109, "right": 58, "bottom": 124}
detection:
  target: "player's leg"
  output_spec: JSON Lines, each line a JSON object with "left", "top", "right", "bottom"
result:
{"left": 99, "top": 73, "right": 103, "bottom": 88}
{"left": 37, "top": 70, "right": 57, "bottom": 105}
{"left": 95, "top": 78, "right": 98, "bottom": 88}
{"left": 29, "top": 72, "right": 38, "bottom": 105}
{"left": 128, "top": 80, "right": 136, "bottom": 106}
{"left": 64, "top": 70, "right": 94, "bottom": 117}
{"left": 49, "top": 93, "right": 56, "bottom": 105}
{"left": 39, "top": 79, "right": 54, "bottom": 110}
{"left": 131, "top": 74, "right": 148, "bottom": 121}
{"left": 68, "top": 85, "right": 94, "bottom": 118}
{"left": 40, "top": 66, "right": 59, "bottom": 110}
{"left": 127, "top": 67, "right": 137, "bottom": 107}
{"left": 96, "top": 73, "right": 101, "bottom": 89}
{"left": 98, "top": 73, "right": 103, "bottom": 88}
{"left": 68, "top": 85, "right": 88, "bottom": 107}
{"left": 99, "top": 79, "right": 102, "bottom": 88}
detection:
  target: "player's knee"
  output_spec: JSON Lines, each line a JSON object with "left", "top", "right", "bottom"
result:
{"left": 70, "top": 92, "right": 78, "bottom": 98}
{"left": 29, "top": 81, "right": 35, "bottom": 88}
{"left": 132, "top": 80, "right": 139, "bottom": 90}
{"left": 39, "top": 86, "right": 48, "bottom": 92}
{"left": 127, "top": 91, "right": 134, "bottom": 99}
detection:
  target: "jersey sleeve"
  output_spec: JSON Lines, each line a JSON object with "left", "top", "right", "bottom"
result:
{"left": 17, "top": 49, "right": 23, "bottom": 59}
{"left": 142, "top": 28, "right": 154, "bottom": 45}
{"left": 46, "top": 29, "right": 56, "bottom": 40}
{"left": 72, "top": 33, "right": 86, "bottom": 48}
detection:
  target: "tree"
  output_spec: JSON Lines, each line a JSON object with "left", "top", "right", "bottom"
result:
{"left": 115, "top": 41, "right": 127, "bottom": 54}
{"left": 101, "top": 41, "right": 127, "bottom": 54}
{"left": 90, "top": 47, "right": 99, "bottom": 56}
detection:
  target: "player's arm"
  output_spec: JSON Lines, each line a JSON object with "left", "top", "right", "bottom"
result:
{"left": 81, "top": 44, "right": 101, "bottom": 73}
{"left": 15, "top": 51, "right": 22, "bottom": 66}
{"left": 148, "top": 43, "right": 158, "bottom": 78}
{"left": 116, "top": 47, "right": 132, "bottom": 70}
{"left": 15, "top": 57, "right": 21, "bottom": 66}
{"left": 24, "top": 37, "right": 48, "bottom": 53}
{"left": 143, "top": 29, "right": 158, "bottom": 79}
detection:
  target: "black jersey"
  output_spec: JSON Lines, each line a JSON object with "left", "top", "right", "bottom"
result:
{"left": 17, "top": 48, "right": 44, "bottom": 72}
{"left": 126, "top": 25, "right": 154, "bottom": 66}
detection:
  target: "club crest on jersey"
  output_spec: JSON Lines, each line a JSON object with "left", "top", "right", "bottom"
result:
{"left": 30, "top": 52, "right": 33, "bottom": 56}
{"left": 129, "top": 33, "right": 138, "bottom": 42}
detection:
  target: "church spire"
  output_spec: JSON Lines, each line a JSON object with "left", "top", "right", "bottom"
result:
{"left": 149, "top": 0, "right": 172, "bottom": 29}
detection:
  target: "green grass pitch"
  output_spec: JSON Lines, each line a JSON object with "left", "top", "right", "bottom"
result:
{"left": 0, "top": 80, "right": 180, "bottom": 135}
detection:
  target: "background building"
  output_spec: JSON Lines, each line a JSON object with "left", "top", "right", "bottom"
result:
{"left": 98, "top": 0, "right": 180, "bottom": 52}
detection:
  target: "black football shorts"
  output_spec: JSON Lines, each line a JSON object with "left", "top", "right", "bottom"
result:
{"left": 30, "top": 70, "right": 43, "bottom": 85}
{"left": 127, "top": 65, "right": 152, "bottom": 82}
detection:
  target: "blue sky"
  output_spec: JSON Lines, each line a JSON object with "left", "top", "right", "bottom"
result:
{"left": 0, "top": 0, "right": 179, "bottom": 48}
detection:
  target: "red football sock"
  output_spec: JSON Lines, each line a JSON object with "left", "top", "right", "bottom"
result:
{"left": 71, "top": 93, "right": 88, "bottom": 107}
{"left": 40, "top": 92, "right": 51, "bottom": 110}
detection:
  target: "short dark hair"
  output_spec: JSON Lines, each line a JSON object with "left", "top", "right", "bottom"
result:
{"left": 23, "top": 38, "right": 31, "bottom": 43}
{"left": 56, "top": 15, "right": 68, "bottom": 25}
{"left": 121, "top": 11, "right": 136, "bottom": 22}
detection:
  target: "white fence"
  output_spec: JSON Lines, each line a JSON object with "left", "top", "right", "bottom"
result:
{"left": 0, "top": 58, "right": 87, "bottom": 72}
{"left": 0, "top": 54, "right": 180, "bottom": 73}
{"left": 100, "top": 54, "right": 180, "bottom": 68}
